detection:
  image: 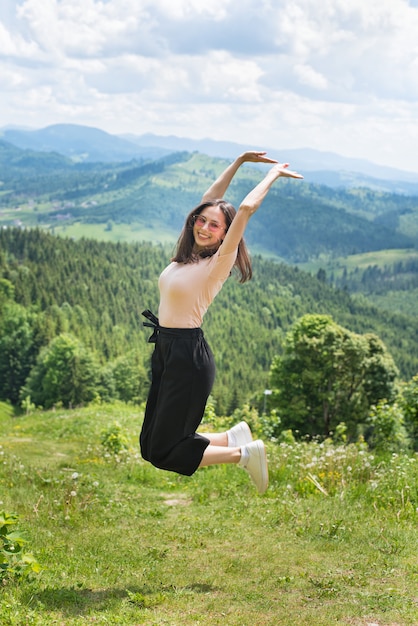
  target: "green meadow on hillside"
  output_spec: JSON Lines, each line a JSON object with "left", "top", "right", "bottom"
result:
{"left": 301, "top": 248, "right": 418, "bottom": 274}
{"left": 300, "top": 248, "right": 418, "bottom": 317}
{"left": 54, "top": 221, "right": 177, "bottom": 245}
{"left": 1, "top": 402, "right": 418, "bottom": 625}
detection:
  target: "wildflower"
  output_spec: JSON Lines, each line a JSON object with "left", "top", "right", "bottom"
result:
{"left": 70, "top": 491, "right": 77, "bottom": 497}
{"left": 71, "top": 472, "right": 79, "bottom": 480}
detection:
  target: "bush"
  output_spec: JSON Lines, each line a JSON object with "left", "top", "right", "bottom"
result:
{"left": 366, "top": 401, "right": 411, "bottom": 454}
{"left": 22, "top": 333, "right": 100, "bottom": 409}
{"left": 0, "top": 511, "right": 41, "bottom": 583}
{"left": 110, "top": 354, "right": 148, "bottom": 404}
{"left": 398, "top": 375, "right": 418, "bottom": 450}
{"left": 100, "top": 421, "right": 129, "bottom": 456}
{"left": 259, "top": 409, "right": 282, "bottom": 440}
{"left": 230, "top": 403, "right": 260, "bottom": 434}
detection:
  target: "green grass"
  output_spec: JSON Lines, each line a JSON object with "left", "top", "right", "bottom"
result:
{"left": 51, "top": 221, "right": 177, "bottom": 245}
{"left": 1, "top": 403, "right": 418, "bottom": 625}
{"left": 0, "top": 198, "right": 177, "bottom": 246}
{"left": 298, "top": 248, "right": 418, "bottom": 317}
{"left": 299, "top": 247, "right": 418, "bottom": 276}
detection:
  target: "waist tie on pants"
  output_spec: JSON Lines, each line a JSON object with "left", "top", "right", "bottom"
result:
{"left": 142, "top": 309, "right": 160, "bottom": 343}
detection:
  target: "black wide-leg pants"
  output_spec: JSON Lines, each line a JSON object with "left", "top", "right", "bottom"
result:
{"left": 140, "top": 327, "right": 214, "bottom": 476}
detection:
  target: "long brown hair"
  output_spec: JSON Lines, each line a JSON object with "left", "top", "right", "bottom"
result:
{"left": 172, "top": 199, "right": 252, "bottom": 283}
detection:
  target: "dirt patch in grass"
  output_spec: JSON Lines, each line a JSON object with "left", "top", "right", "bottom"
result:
{"left": 162, "top": 493, "right": 192, "bottom": 507}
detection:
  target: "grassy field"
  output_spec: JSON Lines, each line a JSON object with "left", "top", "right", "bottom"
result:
{"left": 299, "top": 248, "right": 418, "bottom": 276}
{"left": 51, "top": 221, "right": 177, "bottom": 245}
{"left": 298, "top": 248, "right": 418, "bottom": 317}
{"left": 0, "top": 197, "right": 177, "bottom": 246}
{"left": 1, "top": 401, "right": 418, "bottom": 625}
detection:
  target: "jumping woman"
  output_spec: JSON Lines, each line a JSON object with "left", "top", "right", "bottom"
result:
{"left": 140, "top": 151, "right": 303, "bottom": 493}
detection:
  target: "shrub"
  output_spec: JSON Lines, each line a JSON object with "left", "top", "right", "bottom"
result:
{"left": 22, "top": 333, "right": 100, "bottom": 409}
{"left": 110, "top": 354, "right": 148, "bottom": 404}
{"left": 230, "top": 403, "right": 260, "bottom": 434}
{"left": 366, "top": 401, "right": 411, "bottom": 454}
{"left": 100, "top": 421, "right": 129, "bottom": 456}
{"left": 398, "top": 375, "right": 418, "bottom": 450}
{"left": 259, "top": 409, "right": 282, "bottom": 440}
{"left": 0, "top": 511, "right": 41, "bottom": 583}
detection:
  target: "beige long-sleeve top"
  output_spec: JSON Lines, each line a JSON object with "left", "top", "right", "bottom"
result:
{"left": 158, "top": 248, "right": 238, "bottom": 328}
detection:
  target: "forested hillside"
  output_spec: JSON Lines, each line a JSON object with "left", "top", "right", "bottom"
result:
{"left": 1, "top": 229, "right": 417, "bottom": 414}
{"left": 1, "top": 142, "right": 417, "bottom": 262}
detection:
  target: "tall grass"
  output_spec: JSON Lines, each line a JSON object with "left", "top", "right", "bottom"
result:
{"left": 1, "top": 402, "right": 417, "bottom": 625}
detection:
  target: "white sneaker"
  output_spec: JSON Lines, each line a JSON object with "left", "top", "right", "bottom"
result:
{"left": 239, "top": 440, "right": 268, "bottom": 494}
{"left": 227, "top": 421, "right": 253, "bottom": 447}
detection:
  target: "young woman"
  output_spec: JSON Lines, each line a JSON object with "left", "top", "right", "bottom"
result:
{"left": 140, "top": 151, "right": 303, "bottom": 494}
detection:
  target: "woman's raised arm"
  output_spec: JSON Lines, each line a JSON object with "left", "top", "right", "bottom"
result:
{"left": 201, "top": 151, "right": 278, "bottom": 203}
{"left": 220, "top": 162, "right": 303, "bottom": 255}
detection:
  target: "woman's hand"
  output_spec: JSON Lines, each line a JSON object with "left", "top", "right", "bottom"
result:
{"left": 239, "top": 151, "right": 278, "bottom": 164}
{"left": 269, "top": 162, "right": 304, "bottom": 179}
{"left": 238, "top": 153, "right": 304, "bottom": 179}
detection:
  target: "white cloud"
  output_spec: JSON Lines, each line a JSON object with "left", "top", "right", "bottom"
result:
{"left": 1, "top": 0, "right": 418, "bottom": 170}
{"left": 152, "top": 0, "right": 231, "bottom": 20}
{"left": 294, "top": 64, "right": 328, "bottom": 91}
{"left": 0, "top": 64, "right": 26, "bottom": 89}
{"left": 0, "top": 19, "right": 38, "bottom": 57}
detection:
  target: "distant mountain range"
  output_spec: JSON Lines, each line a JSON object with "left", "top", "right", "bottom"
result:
{"left": 1, "top": 124, "right": 171, "bottom": 164}
{"left": 2, "top": 123, "right": 418, "bottom": 194}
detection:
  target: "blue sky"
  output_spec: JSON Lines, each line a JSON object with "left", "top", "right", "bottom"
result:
{"left": 1, "top": 0, "right": 418, "bottom": 171}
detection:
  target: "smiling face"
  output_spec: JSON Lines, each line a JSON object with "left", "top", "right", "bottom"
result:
{"left": 192, "top": 205, "right": 227, "bottom": 251}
